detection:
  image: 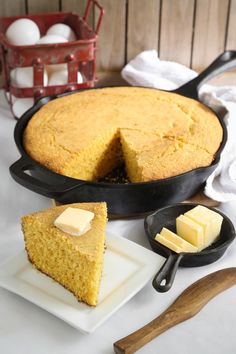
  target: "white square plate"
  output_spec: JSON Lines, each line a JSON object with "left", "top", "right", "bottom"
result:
{"left": 0, "top": 232, "right": 164, "bottom": 333}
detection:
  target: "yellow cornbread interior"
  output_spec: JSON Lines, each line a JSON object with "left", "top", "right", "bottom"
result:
{"left": 155, "top": 206, "right": 222, "bottom": 253}
{"left": 23, "top": 87, "right": 223, "bottom": 182}
{"left": 120, "top": 129, "right": 213, "bottom": 181}
{"left": 62, "top": 129, "right": 123, "bottom": 181}
{"left": 21, "top": 202, "right": 107, "bottom": 306}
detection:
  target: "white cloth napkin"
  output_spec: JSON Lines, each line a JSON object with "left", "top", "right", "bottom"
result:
{"left": 121, "top": 50, "right": 236, "bottom": 202}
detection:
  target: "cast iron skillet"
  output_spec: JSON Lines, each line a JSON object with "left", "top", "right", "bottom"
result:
{"left": 9, "top": 51, "right": 236, "bottom": 216}
{"left": 145, "top": 203, "right": 236, "bottom": 292}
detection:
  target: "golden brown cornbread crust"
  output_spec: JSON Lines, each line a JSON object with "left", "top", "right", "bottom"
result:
{"left": 21, "top": 202, "right": 107, "bottom": 306}
{"left": 23, "top": 87, "right": 223, "bottom": 182}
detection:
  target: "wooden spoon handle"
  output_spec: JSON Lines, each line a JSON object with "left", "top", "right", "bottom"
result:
{"left": 114, "top": 268, "right": 236, "bottom": 354}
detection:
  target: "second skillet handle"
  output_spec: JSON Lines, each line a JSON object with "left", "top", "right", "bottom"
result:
{"left": 175, "top": 50, "right": 236, "bottom": 100}
{"left": 9, "top": 157, "right": 84, "bottom": 198}
{"left": 152, "top": 253, "right": 184, "bottom": 293}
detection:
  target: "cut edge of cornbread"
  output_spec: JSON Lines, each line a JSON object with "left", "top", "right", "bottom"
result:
{"left": 119, "top": 130, "right": 143, "bottom": 182}
{"left": 21, "top": 202, "right": 107, "bottom": 306}
{"left": 61, "top": 129, "right": 124, "bottom": 180}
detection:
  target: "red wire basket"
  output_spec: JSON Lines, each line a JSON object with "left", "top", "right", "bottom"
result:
{"left": 0, "top": 0, "right": 104, "bottom": 117}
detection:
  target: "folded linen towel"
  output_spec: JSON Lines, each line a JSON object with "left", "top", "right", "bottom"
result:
{"left": 121, "top": 50, "right": 236, "bottom": 202}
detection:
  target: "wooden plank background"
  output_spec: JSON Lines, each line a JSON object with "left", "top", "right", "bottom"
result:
{"left": 226, "top": 0, "right": 236, "bottom": 50}
{"left": 191, "top": 0, "right": 229, "bottom": 71}
{"left": 127, "top": 0, "right": 160, "bottom": 62}
{"left": 159, "top": 0, "right": 195, "bottom": 67}
{"left": 95, "top": 0, "right": 126, "bottom": 71}
{"left": 0, "top": 0, "right": 235, "bottom": 80}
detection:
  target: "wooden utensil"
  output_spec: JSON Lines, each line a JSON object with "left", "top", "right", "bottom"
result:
{"left": 114, "top": 268, "right": 236, "bottom": 354}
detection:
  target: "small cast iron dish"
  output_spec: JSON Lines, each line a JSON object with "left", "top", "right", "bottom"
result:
{"left": 144, "top": 203, "right": 236, "bottom": 292}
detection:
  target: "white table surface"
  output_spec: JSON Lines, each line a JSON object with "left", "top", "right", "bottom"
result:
{"left": 0, "top": 90, "right": 236, "bottom": 354}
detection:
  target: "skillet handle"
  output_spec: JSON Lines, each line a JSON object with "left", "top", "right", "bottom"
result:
{"left": 175, "top": 50, "right": 236, "bottom": 100}
{"left": 9, "top": 157, "right": 83, "bottom": 198}
{"left": 152, "top": 253, "right": 184, "bottom": 292}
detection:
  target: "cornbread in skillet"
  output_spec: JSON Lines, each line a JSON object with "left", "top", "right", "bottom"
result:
{"left": 23, "top": 87, "right": 223, "bottom": 182}
{"left": 21, "top": 202, "right": 107, "bottom": 306}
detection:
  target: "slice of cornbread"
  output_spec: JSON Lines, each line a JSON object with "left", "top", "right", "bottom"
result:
{"left": 21, "top": 202, "right": 107, "bottom": 306}
{"left": 119, "top": 129, "right": 174, "bottom": 182}
{"left": 59, "top": 128, "right": 123, "bottom": 181}
{"left": 120, "top": 129, "right": 213, "bottom": 181}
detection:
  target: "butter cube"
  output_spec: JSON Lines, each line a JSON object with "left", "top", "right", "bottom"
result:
{"left": 184, "top": 205, "right": 223, "bottom": 248}
{"left": 176, "top": 214, "right": 204, "bottom": 250}
{"left": 54, "top": 207, "right": 94, "bottom": 236}
{"left": 155, "top": 227, "right": 198, "bottom": 253}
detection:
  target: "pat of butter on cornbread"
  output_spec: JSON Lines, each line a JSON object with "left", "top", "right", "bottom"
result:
{"left": 54, "top": 207, "right": 95, "bottom": 236}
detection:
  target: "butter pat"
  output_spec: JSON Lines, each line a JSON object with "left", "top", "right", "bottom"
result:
{"left": 184, "top": 205, "right": 223, "bottom": 248}
{"left": 176, "top": 214, "right": 204, "bottom": 251}
{"left": 54, "top": 207, "right": 94, "bottom": 236}
{"left": 155, "top": 227, "right": 198, "bottom": 253}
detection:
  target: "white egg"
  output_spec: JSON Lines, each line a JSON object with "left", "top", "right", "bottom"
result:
{"left": 6, "top": 19, "right": 40, "bottom": 46}
{"left": 37, "top": 34, "right": 68, "bottom": 45}
{"left": 46, "top": 63, "right": 68, "bottom": 74}
{"left": 46, "top": 23, "right": 76, "bottom": 41}
{"left": 48, "top": 70, "right": 83, "bottom": 86}
{"left": 12, "top": 98, "right": 34, "bottom": 118}
{"left": 10, "top": 67, "right": 48, "bottom": 88}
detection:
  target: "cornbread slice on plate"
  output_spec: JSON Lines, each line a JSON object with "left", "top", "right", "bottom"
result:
{"left": 21, "top": 202, "right": 107, "bottom": 306}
